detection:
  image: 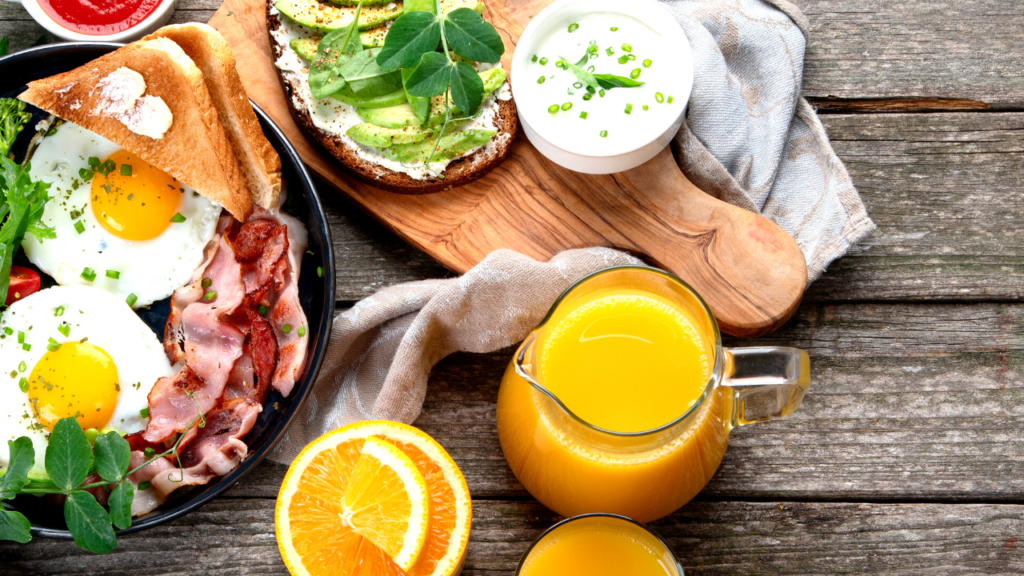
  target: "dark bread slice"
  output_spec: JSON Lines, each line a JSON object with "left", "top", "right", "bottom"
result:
{"left": 267, "top": 9, "right": 517, "bottom": 195}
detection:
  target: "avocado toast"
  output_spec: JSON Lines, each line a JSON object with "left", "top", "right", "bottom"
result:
{"left": 268, "top": 0, "right": 517, "bottom": 194}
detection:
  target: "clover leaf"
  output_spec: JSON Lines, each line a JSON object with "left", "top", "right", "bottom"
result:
{"left": 376, "top": 10, "right": 441, "bottom": 71}
{"left": 64, "top": 491, "right": 117, "bottom": 554}
{"left": 443, "top": 8, "right": 504, "bottom": 63}
{"left": 45, "top": 417, "right": 92, "bottom": 493}
{"left": 449, "top": 61, "right": 484, "bottom": 120}
{"left": 94, "top": 431, "right": 131, "bottom": 483}
{"left": 1, "top": 437, "right": 34, "bottom": 499}
{"left": 0, "top": 508, "right": 31, "bottom": 543}
{"left": 107, "top": 481, "right": 134, "bottom": 531}
{"left": 405, "top": 52, "right": 454, "bottom": 98}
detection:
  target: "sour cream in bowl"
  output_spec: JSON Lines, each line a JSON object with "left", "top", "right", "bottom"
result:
{"left": 511, "top": 0, "right": 693, "bottom": 174}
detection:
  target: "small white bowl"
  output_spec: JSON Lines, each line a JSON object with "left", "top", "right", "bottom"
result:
{"left": 511, "top": 0, "right": 693, "bottom": 174}
{"left": 5, "top": 0, "right": 178, "bottom": 42}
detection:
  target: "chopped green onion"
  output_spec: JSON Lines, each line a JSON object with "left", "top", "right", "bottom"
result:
{"left": 622, "top": 43, "right": 633, "bottom": 53}
{"left": 74, "top": 221, "right": 85, "bottom": 234}
{"left": 587, "top": 65, "right": 596, "bottom": 73}
{"left": 126, "top": 293, "right": 138, "bottom": 307}
{"left": 282, "top": 324, "right": 292, "bottom": 334}
{"left": 618, "top": 55, "right": 630, "bottom": 65}
{"left": 537, "top": 76, "right": 546, "bottom": 84}
{"left": 298, "top": 326, "right": 307, "bottom": 337}
{"left": 3, "top": 327, "right": 10, "bottom": 335}
{"left": 610, "top": 26, "right": 619, "bottom": 31}
{"left": 643, "top": 59, "right": 653, "bottom": 68}
{"left": 561, "top": 102, "right": 573, "bottom": 111}
{"left": 18, "top": 378, "right": 27, "bottom": 392}
{"left": 643, "top": 105, "right": 650, "bottom": 111}
{"left": 170, "top": 213, "right": 186, "bottom": 223}
{"left": 47, "top": 338, "right": 61, "bottom": 352}
{"left": 257, "top": 304, "right": 269, "bottom": 316}
{"left": 656, "top": 92, "right": 665, "bottom": 103}
{"left": 58, "top": 323, "right": 70, "bottom": 338}
{"left": 140, "top": 407, "right": 149, "bottom": 419}
{"left": 580, "top": 111, "right": 588, "bottom": 119}
{"left": 531, "top": 55, "right": 538, "bottom": 62}
{"left": 21, "top": 343, "right": 30, "bottom": 352}
{"left": 88, "top": 156, "right": 99, "bottom": 167}
{"left": 599, "top": 89, "right": 606, "bottom": 97}
{"left": 567, "top": 88, "right": 575, "bottom": 96}
{"left": 78, "top": 168, "right": 93, "bottom": 181}
{"left": 627, "top": 54, "right": 636, "bottom": 61}
{"left": 317, "top": 266, "right": 323, "bottom": 278}
{"left": 587, "top": 42, "right": 599, "bottom": 55}
{"left": 631, "top": 68, "right": 641, "bottom": 79}
{"left": 573, "top": 81, "right": 583, "bottom": 89}
{"left": 625, "top": 103, "right": 634, "bottom": 114}
{"left": 600, "top": 130, "right": 609, "bottom": 138}
{"left": 204, "top": 291, "right": 217, "bottom": 301}
{"left": 668, "top": 96, "right": 675, "bottom": 104}
{"left": 606, "top": 47, "right": 615, "bottom": 56}
{"left": 548, "top": 104, "right": 560, "bottom": 114}
{"left": 120, "top": 164, "right": 132, "bottom": 176}
{"left": 586, "top": 85, "right": 596, "bottom": 94}
{"left": 539, "top": 57, "right": 548, "bottom": 65}
{"left": 17, "top": 331, "right": 24, "bottom": 344}
{"left": 81, "top": 267, "right": 96, "bottom": 282}
{"left": 144, "top": 447, "right": 156, "bottom": 458}
{"left": 105, "top": 270, "right": 120, "bottom": 279}
{"left": 201, "top": 277, "right": 212, "bottom": 288}
{"left": 555, "top": 60, "right": 567, "bottom": 70}
{"left": 582, "top": 93, "right": 593, "bottom": 101}
{"left": 568, "top": 23, "right": 579, "bottom": 32}
{"left": 53, "top": 306, "right": 64, "bottom": 317}
{"left": 17, "top": 361, "right": 25, "bottom": 372}
{"left": 138, "top": 481, "right": 151, "bottom": 491}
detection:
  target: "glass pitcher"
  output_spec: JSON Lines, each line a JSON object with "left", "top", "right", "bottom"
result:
{"left": 496, "top": 266, "right": 809, "bottom": 523}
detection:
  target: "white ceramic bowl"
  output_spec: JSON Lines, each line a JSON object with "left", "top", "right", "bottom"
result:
{"left": 511, "top": 0, "right": 693, "bottom": 174}
{"left": 5, "top": 0, "right": 178, "bottom": 42}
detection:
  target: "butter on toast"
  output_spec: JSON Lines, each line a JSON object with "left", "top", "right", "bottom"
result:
{"left": 19, "top": 38, "right": 254, "bottom": 220}
{"left": 148, "top": 24, "right": 283, "bottom": 210}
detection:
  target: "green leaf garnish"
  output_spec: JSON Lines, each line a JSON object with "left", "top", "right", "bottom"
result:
{"left": 559, "top": 55, "right": 599, "bottom": 89}
{"left": 45, "top": 417, "right": 93, "bottom": 493}
{"left": 308, "top": 0, "right": 365, "bottom": 99}
{"left": 0, "top": 99, "right": 31, "bottom": 158}
{"left": 449, "top": 61, "right": 484, "bottom": 118}
{"left": 443, "top": 8, "right": 504, "bottom": 63}
{"left": 375, "top": 10, "right": 441, "bottom": 71}
{"left": 0, "top": 509, "right": 31, "bottom": 543}
{"left": 64, "top": 491, "right": 117, "bottom": 554}
{"left": 0, "top": 437, "right": 34, "bottom": 499}
{"left": 107, "top": 481, "right": 134, "bottom": 531}
{"left": 93, "top": 431, "right": 130, "bottom": 483}
{"left": 594, "top": 73, "right": 645, "bottom": 90}
{"left": 405, "top": 52, "right": 453, "bottom": 97}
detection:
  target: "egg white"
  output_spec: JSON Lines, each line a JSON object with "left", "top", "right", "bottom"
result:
{"left": 0, "top": 285, "right": 174, "bottom": 472}
{"left": 22, "top": 122, "right": 223, "bottom": 308}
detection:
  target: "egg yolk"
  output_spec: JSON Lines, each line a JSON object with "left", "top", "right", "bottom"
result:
{"left": 27, "top": 342, "right": 119, "bottom": 431}
{"left": 90, "top": 149, "right": 183, "bottom": 241}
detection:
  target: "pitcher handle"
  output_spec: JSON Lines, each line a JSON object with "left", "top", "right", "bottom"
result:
{"left": 721, "top": 347, "right": 810, "bottom": 427}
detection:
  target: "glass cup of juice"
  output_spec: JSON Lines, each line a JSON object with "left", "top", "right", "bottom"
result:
{"left": 516, "top": 514, "right": 683, "bottom": 576}
{"left": 497, "top": 266, "right": 810, "bottom": 522}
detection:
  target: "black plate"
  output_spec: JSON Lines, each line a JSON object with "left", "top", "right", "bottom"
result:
{"left": 0, "top": 42, "right": 335, "bottom": 537}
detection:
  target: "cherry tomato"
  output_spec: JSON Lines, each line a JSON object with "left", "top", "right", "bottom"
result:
{"left": 6, "top": 266, "right": 41, "bottom": 305}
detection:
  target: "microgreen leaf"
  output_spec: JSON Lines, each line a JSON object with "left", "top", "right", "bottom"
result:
{"left": 340, "top": 49, "right": 404, "bottom": 96}
{"left": 594, "top": 73, "right": 645, "bottom": 90}
{"left": 0, "top": 509, "right": 31, "bottom": 543}
{"left": 402, "top": 68, "right": 431, "bottom": 124}
{"left": 443, "top": 8, "right": 504, "bottom": 63}
{"left": 107, "top": 481, "right": 134, "bottom": 531}
{"left": 449, "top": 61, "right": 484, "bottom": 116}
{"left": 45, "top": 417, "right": 93, "bottom": 493}
{"left": 64, "top": 491, "right": 117, "bottom": 554}
{"left": 93, "top": 431, "right": 130, "bottom": 483}
{"left": 559, "top": 55, "right": 599, "bottom": 89}
{"left": 405, "top": 52, "right": 453, "bottom": 97}
{"left": 375, "top": 10, "right": 441, "bottom": 71}
{"left": 308, "top": 0, "right": 365, "bottom": 99}
{"left": 0, "top": 437, "right": 33, "bottom": 499}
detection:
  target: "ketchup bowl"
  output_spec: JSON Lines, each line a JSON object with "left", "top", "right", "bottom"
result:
{"left": 5, "top": 0, "right": 177, "bottom": 42}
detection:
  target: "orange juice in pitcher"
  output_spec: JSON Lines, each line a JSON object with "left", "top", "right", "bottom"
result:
{"left": 497, "top": 266, "right": 810, "bottom": 522}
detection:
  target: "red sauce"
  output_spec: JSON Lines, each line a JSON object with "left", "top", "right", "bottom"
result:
{"left": 38, "top": 0, "right": 161, "bottom": 35}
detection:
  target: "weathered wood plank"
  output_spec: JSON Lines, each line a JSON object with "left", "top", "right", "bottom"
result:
{"left": 223, "top": 301, "right": 1024, "bottom": 502}
{"left": 3, "top": 498, "right": 1024, "bottom": 575}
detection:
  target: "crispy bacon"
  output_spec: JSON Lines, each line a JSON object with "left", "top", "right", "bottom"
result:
{"left": 143, "top": 367, "right": 207, "bottom": 443}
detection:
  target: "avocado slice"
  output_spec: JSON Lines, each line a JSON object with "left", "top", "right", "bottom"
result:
{"left": 332, "top": 87, "right": 407, "bottom": 108}
{"left": 401, "top": 68, "right": 431, "bottom": 125}
{"left": 348, "top": 123, "right": 438, "bottom": 147}
{"left": 274, "top": 0, "right": 402, "bottom": 33}
{"left": 384, "top": 129, "right": 497, "bottom": 163}
{"left": 322, "top": 0, "right": 393, "bottom": 5}
{"left": 440, "top": 0, "right": 485, "bottom": 14}
{"left": 357, "top": 102, "right": 423, "bottom": 129}
{"left": 290, "top": 27, "right": 390, "bottom": 61}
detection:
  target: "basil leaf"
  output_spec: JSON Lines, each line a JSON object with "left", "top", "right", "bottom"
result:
{"left": 107, "top": 481, "right": 134, "bottom": 531}
{"left": 45, "top": 417, "right": 92, "bottom": 493}
{"left": 449, "top": 61, "right": 484, "bottom": 116}
{"left": 0, "top": 508, "right": 31, "bottom": 543}
{"left": 405, "top": 52, "right": 453, "bottom": 98}
{"left": 93, "top": 431, "right": 130, "bottom": 483}
{"left": 403, "top": 68, "right": 431, "bottom": 124}
{"left": 0, "top": 437, "right": 34, "bottom": 499}
{"left": 560, "top": 55, "right": 599, "bottom": 89}
{"left": 64, "top": 491, "right": 117, "bottom": 554}
{"left": 594, "top": 73, "right": 646, "bottom": 90}
{"left": 376, "top": 10, "right": 442, "bottom": 71}
{"left": 308, "top": 1, "right": 365, "bottom": 99}
{"left": 443, "top": 8, "right": 504, "bottom": 63}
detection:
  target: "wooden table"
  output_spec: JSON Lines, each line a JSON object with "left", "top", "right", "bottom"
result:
{"left": 3, "top": 1, "right": 1024, "bottom": 573}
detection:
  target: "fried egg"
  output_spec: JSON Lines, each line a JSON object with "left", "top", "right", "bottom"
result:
{"left": 0, "top": 285, "right": 174, "bottom": 472}
{"left": 23, "top": 122, "right": 223, "bottom": 308}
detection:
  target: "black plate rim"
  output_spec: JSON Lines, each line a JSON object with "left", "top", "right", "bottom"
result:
{"left": 0, "top": 41, "right": 336, "bottom": 538}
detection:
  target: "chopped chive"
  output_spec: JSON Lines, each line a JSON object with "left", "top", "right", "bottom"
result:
{"left": 17, "top": 361, "right": 25, "bottom": 372}
{"left": 140, "top": 407, "right": 149, "bottom": 419}
{"left": 567, "top": 88, "right": 575, "bottom": 96}
{"left": 548, "top": 104, "right": 559, "bottom": 114}
{"left": 587, "top": 65, "right": 596, "bottom": 73}
{"left": 74, "top": 220, "right": 85, "bottom": 234}
{"left": 53, "top": 306, "right": 64, "bottom": 317}
{"left": 580, "top": 111, "right": 588, "bottom": 119}
{"left": 668, "top": 96, "right": 675, "bottom": 104}
{"left": 583, "top": 93, "right": 593, "bottom": 101}
{"left": 573, "top": 81, "right": 583, "bottom": 89}
{"left": 631, "top": 68, "right": 641, "bottom": 79}
{"left": 600, "top": 130, "right": 609, "bottom": 138}
{"left": 204, "top": 291, "right": 217, "bottom": 301}
{"left": 627, "top": 54, "right": 636, "bottom": 61}
{"left": 144, "top": 447, "right": 156, "bottom": 458}
{"left": 47, "top": 338, "right": 61, "bottom": 352}
{"left": 88, "top": 156, "right": 99, "bottom": 167}
{"left": 643, "top": 104, "right": 650, "bottom": 111}
{"left": 586, "top": 85, "right": 596, "bottom": 94}
{"left": 105, "top": 270, "right": 120, "bottom": 279}
{"left": 561, "top": 102, "right": 573, "bottom": 111}
{"left": 58, "top": 323, "right": 70, "bottom": 338}
{"left": 317, "top": 266, "right": 323, "bottom": 278}
{"left": 257, "top": 304, "right": 269, "bottom": 316}
{"left": 21, "top": 343, "right": 30, "bottom": 352}
{"left": 599, "top": 89, "right": 606, "bottom": 97}
{"left": 656, "top": 92, "right": 665, "bottom": 103}
{"left": 78, "top": 168, "right": 93, "bottom": 181}
{"left": 120, "top": 164, "right": 132, "bottom": 176}
{"left": 81, "top": 267, "right": 96, "bottom": 282}
{"left": 606, "top": 47, "right": 615, "bottom": 56}
{"left": 625, "top": 103, "right": 634, "bottom": 114}
{"left": 610, "top": 26, "right": 619, "bottom": 31}
{"left": 537, "top": 76, "right": 546, "bottom": 84}
{"left": 618, "top": 55, "right": 629, "bottom": 65}
{"left": 622, "top": 43, "right": 633, "bottom": 53}
{"left": 18, "top": 378, "right": 27, "bottom": 392}
{"left": 282, "top": 324, "right": 292, "bottom": 334}
{"left": 568, "top": 23, "right": 579, "bottom": 32}
{"left": 138, "top": 481, "right": 151, "bottom": 491}
{"left": 539, "top": 57, "right": 548, "bottom": 65}
{"left": 170, "top": 213, "right": 186, "bottom": 223}
{"left": 298, "top": 326, "right": 307, "bottom": 337}
{"left": 17, "top": 331, "right": 24, "bottom": 344}
{"left": 643, "top": 59, "right": 653, "bottom": 68}
{"left": 201, "top": 277, "right": 212, "bottom": 288}
{"left": 126, "top": 293, "right": 138, "bottom": 307}
{"left": 3, "top": 327, "right": 10, "bottom": 335}
{"left": 531, "top": 55, "right": 538, "bottom": 62}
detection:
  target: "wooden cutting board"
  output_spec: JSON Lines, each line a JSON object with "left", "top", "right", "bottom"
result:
{"left": 208, "top": 0, "right": 808, "bottom": 337}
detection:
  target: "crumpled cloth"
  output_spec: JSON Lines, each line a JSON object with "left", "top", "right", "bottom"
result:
{"left": 270, "top": 0, "right": 874, "bottom": 463}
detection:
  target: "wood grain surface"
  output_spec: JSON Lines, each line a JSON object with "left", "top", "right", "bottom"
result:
{"left": 208, "top": 0, "right": 809, "bottom": 338}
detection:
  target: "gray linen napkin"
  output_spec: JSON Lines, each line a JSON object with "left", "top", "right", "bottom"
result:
{"left": 269, "top": 0, "right": 874, "bottom": 463}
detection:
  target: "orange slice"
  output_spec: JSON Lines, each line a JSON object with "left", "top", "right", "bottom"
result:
{"left": 276, "top": 421, "right": 472, "bottom": 576}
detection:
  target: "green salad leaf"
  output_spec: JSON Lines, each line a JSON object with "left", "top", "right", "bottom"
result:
{"left": 308, "top": 0, "right": 365, "bottom": 99}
